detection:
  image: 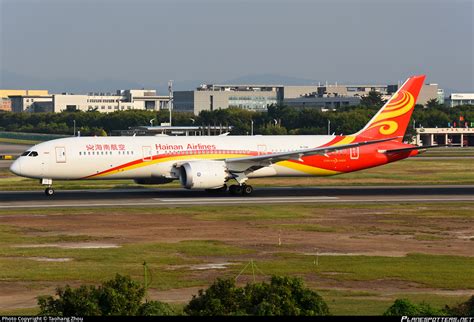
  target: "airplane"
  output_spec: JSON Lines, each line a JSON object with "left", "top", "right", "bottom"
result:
{"left": 10, "top": 75, "right": 435, "bottom": 196}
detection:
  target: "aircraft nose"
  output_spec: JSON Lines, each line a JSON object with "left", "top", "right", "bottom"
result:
{"left": 10, "top": 159, "right": 22, "bottom": 176}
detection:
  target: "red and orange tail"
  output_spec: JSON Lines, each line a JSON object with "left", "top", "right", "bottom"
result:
{"left": 355, "top": 75, "right": 425, "bottom": 141}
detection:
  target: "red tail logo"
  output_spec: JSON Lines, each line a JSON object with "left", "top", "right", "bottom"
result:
{"left": 356, "top": 75, "right": 425, "bottom": 141}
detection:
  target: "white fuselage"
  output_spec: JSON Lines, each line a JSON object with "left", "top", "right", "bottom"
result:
{"left": 11, "top": 135, "right": 337, "bottom": 181}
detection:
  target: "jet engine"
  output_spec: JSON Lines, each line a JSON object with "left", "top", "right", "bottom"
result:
{"left": 178, "top": 161, "right": 228, "bottom": 189}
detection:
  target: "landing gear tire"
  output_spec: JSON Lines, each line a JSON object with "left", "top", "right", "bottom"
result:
{"left": 44, "top": 187, "right": 55, "bottom": 196}
{"left": 242, "top": 185, "right": 253, "bottom": 195}
{"left": 229, "top": 184, "right": 243, "bottom": 195}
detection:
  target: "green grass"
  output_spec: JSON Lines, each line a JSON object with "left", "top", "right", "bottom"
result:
{"left": 190, "top": 203, "right": 474, "bottom": 222}
{"left": 0, "top": 202, "right": 472, "bottom": 221}
{"left": 0, "top": 203, "right": 472, "bottom": 315}
{"left": 0, "top": 204, "right": 320, "bottom": 222}
{"left": 319, "top": 289, "right": 471, "bottom": 315}
{"left": 416, "top": 147, "right": 474, "bottom": 158}
{"left": 320, "top": 289, "right": 393, "bottom": 315}
{"left": 253, "top": 253, "right": 474, "bottom": 289}
{"left": 0, "top": 224, "right": 111, "bottom": 246}
{"left": 0, "top": 307, "right": 40, "bottom": 316}
{"left": 0, "top": 224, "right": 254, "bottom": 290}
{"left": 0, "top": 137, "right": 40, "bottom": 145}
{"left": 192, "top": 205, "right": 313, "bottom": 221}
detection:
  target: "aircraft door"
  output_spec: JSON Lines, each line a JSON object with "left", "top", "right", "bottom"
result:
{"left": 55, "top": 147, "right": 66, "bottom": 163}
{"left": 142, "top": 146, "right": 152, "bottom": 161}
{"left": 350, "top": 147, "right": 359, "bottom": 160}
{"left": 257, "top": 144, "right": 267, "bottom": 155}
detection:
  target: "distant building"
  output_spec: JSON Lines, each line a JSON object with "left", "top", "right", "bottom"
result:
{"left": 416, "top": 127, "right": 474, "bottom": 147}
{"left": 174, "top": 82, "right": 442, "bottom": 114}
{"left": 53, "top": 90, "right": 170, "bottom": 113}
{"left": 0, "top": 98, "right": 12, "bottom": 111}
{"left": 10, "top": 89, "right": 170, "bottom": 113}
{"left": 437, "top": 88, "right": 445, "bottom": 105}
{"left": 312, "top": 83, "right": 441, "bottom": 106}
{"left": 10, "top": 94, "right": 53, "bottom": 113}
{"left": 174, "top": 84, "right": 283, "bottom": 114}
{"left": 113, "top": 125, "right": 234, "bottom": 136}
{"left": 1, "top": 89, "right": 49, "bottom": 112}
{"left": 445, "top": 93, "right": 474, "bottom": 107}
{"left": 284, "top": 96, "right": 361, "bottom": 109}
{"left": 417, "top": 84, "right": 443, "bottom": 105}
{"left": 0, "top": 89, "right": 49, "bottom": 98}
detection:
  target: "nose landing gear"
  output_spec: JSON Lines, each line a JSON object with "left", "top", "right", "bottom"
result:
{"left": 44, "top": 187, "right": 55, "bottom": 196}
{"left": 41, "top": 178, "right": 54, "bottom": 196}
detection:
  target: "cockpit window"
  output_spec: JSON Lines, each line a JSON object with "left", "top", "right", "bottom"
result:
{"left": 21, "top": 151, "right": 38, "bottom": 157}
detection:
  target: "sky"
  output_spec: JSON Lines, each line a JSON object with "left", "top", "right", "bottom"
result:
{"left": 0, "top": 0, "right": 473, "bottom": 93}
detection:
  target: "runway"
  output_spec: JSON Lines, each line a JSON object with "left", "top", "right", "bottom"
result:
{"left": 1, "top": 185, "right": 473, "bottom": 209}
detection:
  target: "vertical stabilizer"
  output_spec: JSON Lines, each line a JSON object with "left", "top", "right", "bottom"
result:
{"left": 355, "top": 75, "right": 425, "bottom": 141}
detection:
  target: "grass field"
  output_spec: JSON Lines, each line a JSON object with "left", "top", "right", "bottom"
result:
{"left": 0, "top": 202, "right": 472, "bottom": 315}
{"left": 416, "top": 147, "right": 474, "bottom": 158}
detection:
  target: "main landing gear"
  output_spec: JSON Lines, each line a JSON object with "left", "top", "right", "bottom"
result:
{"left": 204, "top": 183, "right": 254, "bottom": 196}
{"left": 229, "top": 184, "right": 253, "bottom": 196}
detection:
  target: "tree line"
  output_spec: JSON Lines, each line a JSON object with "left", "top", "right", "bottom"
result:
{"left": 38, "top": 274, "right": 473, "bottom": 316}
{"left": 1, "top": 103, "right": 473, "bottom": 139}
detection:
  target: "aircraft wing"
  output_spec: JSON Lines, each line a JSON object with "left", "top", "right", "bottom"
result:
{"left": 381, "top": 144, "right": 448, "bottom": 154}
{"left": 224, "top": 137, "right": 397, "bottom": 173}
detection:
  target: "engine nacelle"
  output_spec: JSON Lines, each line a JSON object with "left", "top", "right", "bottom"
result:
{"left": 134, "top": 177, "right": 174, "bottom": 185}
{"left": 178, "top": 161, "right": 228, "bottom": 189}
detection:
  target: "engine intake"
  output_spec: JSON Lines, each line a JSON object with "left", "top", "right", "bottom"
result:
{"left": 179, "top": 161, "right": 228, "bottom": 189}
